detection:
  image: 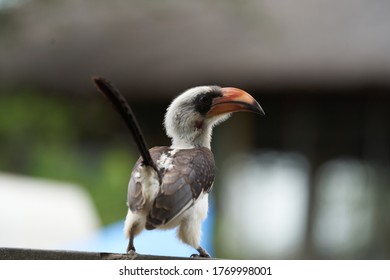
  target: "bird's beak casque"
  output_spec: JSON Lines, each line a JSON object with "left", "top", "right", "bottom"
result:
{"left": 206, "top": 87, "right": 265, "bottom": 117}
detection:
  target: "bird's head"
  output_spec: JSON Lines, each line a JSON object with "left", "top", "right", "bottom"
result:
{"left": 164, "top": 86, "right": 265, "bottom": 149}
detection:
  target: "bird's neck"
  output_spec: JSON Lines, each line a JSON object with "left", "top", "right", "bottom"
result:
{"left": 170, "top": 126, "right": 212, "bottom": 149}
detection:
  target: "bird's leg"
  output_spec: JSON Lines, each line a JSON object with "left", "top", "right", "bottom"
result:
{"left": 191, "top": 246, "right": 211, "bottom": 258}
{"left": 126, "top": 231, "right": 138, "bottom": 258}
{"left": 126, "top": 235, "right": 135, "bottom": 253}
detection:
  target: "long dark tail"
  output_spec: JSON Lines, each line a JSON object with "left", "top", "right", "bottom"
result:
{"left": 92, "top": 77, "right": 159, "bottom": 175}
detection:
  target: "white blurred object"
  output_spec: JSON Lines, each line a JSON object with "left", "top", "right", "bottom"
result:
{"left": 0, "top": 173, "right": 100, "bottom": 249}
{"left": 313, "top": 159, "right": 375, "bottom": 256}
{"left": 220, "top": 151, "right": 310, "bottom": 259}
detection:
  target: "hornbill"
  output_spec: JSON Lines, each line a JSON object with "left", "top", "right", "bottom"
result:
{"left": 92, "top": 77, "right": 264, "bottom": 258}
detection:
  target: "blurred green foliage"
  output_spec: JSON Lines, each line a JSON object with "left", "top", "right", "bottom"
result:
{"left": 0, "top": 89, "right": 137, "bottom": 225}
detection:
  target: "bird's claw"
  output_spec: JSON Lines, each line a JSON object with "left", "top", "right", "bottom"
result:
{"left": 190, "top": 253, "right": 211, "bottom": 259}
{"left": 126, "top": 249, "right": 138, "bottom": 259}
{"left": 192, "top": 246, "right": 211, "bottom": 258}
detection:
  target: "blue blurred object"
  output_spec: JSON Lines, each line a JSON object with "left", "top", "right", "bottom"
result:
{"left": 65, "top": 199, "right": 215, "bottom": 257}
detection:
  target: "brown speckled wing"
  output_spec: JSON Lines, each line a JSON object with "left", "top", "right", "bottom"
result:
{"left": 146, "top": 147, "right": 215, "bottom": 228}
{"left": 127, "top": 146, "right": 170, "bottom": 213}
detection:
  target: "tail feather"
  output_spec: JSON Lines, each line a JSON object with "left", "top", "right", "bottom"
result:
{"left": 92, "top": 77, "right": 159, "bottom": 175}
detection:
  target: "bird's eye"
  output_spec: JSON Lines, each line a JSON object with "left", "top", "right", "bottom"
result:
{"left": 199, "top": 95, "right": 208, "bottom": 103}
{"left": 195, "top": 94, "right": 212, "bottom": 115}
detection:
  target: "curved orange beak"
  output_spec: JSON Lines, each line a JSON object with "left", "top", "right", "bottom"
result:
{"left": 206, "top": 87, "right": 265, "bottom": 117}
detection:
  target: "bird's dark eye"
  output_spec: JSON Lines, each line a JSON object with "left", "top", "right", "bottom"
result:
{"left": 199, "top": 95, "right": 208, "bottom": 103}
{"left": 195, "top": 94, "right": 213, "bottom": 115}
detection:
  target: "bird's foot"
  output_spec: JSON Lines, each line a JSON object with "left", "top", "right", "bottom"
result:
{"left": 126, "top": 249, "right": 138, "bottom": 260}
{"left": 190, "top": 253, "right": 211, "bottom": 258}
{"left": 191, "top": 247, "right": 211, "bottom": 258}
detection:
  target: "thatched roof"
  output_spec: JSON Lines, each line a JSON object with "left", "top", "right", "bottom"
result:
{"left": 1, "top": 0, "right": 390, "bottom": 98}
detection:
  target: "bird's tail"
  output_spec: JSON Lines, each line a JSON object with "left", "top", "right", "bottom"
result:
{"left": 92, "top": 77, "right": 160, "bottom": 176}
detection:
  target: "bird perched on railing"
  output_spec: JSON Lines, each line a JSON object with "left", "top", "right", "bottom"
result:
{"left": 92, "top": 77, "right": 264, "bottom": 258}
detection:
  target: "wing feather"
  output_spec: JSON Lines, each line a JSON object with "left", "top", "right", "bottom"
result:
{"left": 147, "top": 147, "right": 215, "bottom": 228}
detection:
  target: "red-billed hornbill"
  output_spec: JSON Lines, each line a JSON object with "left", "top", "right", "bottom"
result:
{"left": 92, "top": 77, "right": 264, "bottom": 258}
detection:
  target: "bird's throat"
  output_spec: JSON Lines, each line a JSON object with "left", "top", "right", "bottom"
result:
{"left": 195, "top": 119, "right": 204, "bottom": 130}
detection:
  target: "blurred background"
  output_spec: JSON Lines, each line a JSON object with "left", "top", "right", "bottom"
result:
{"left": 1, "top": 0, "right": 390, "bottom": 259}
